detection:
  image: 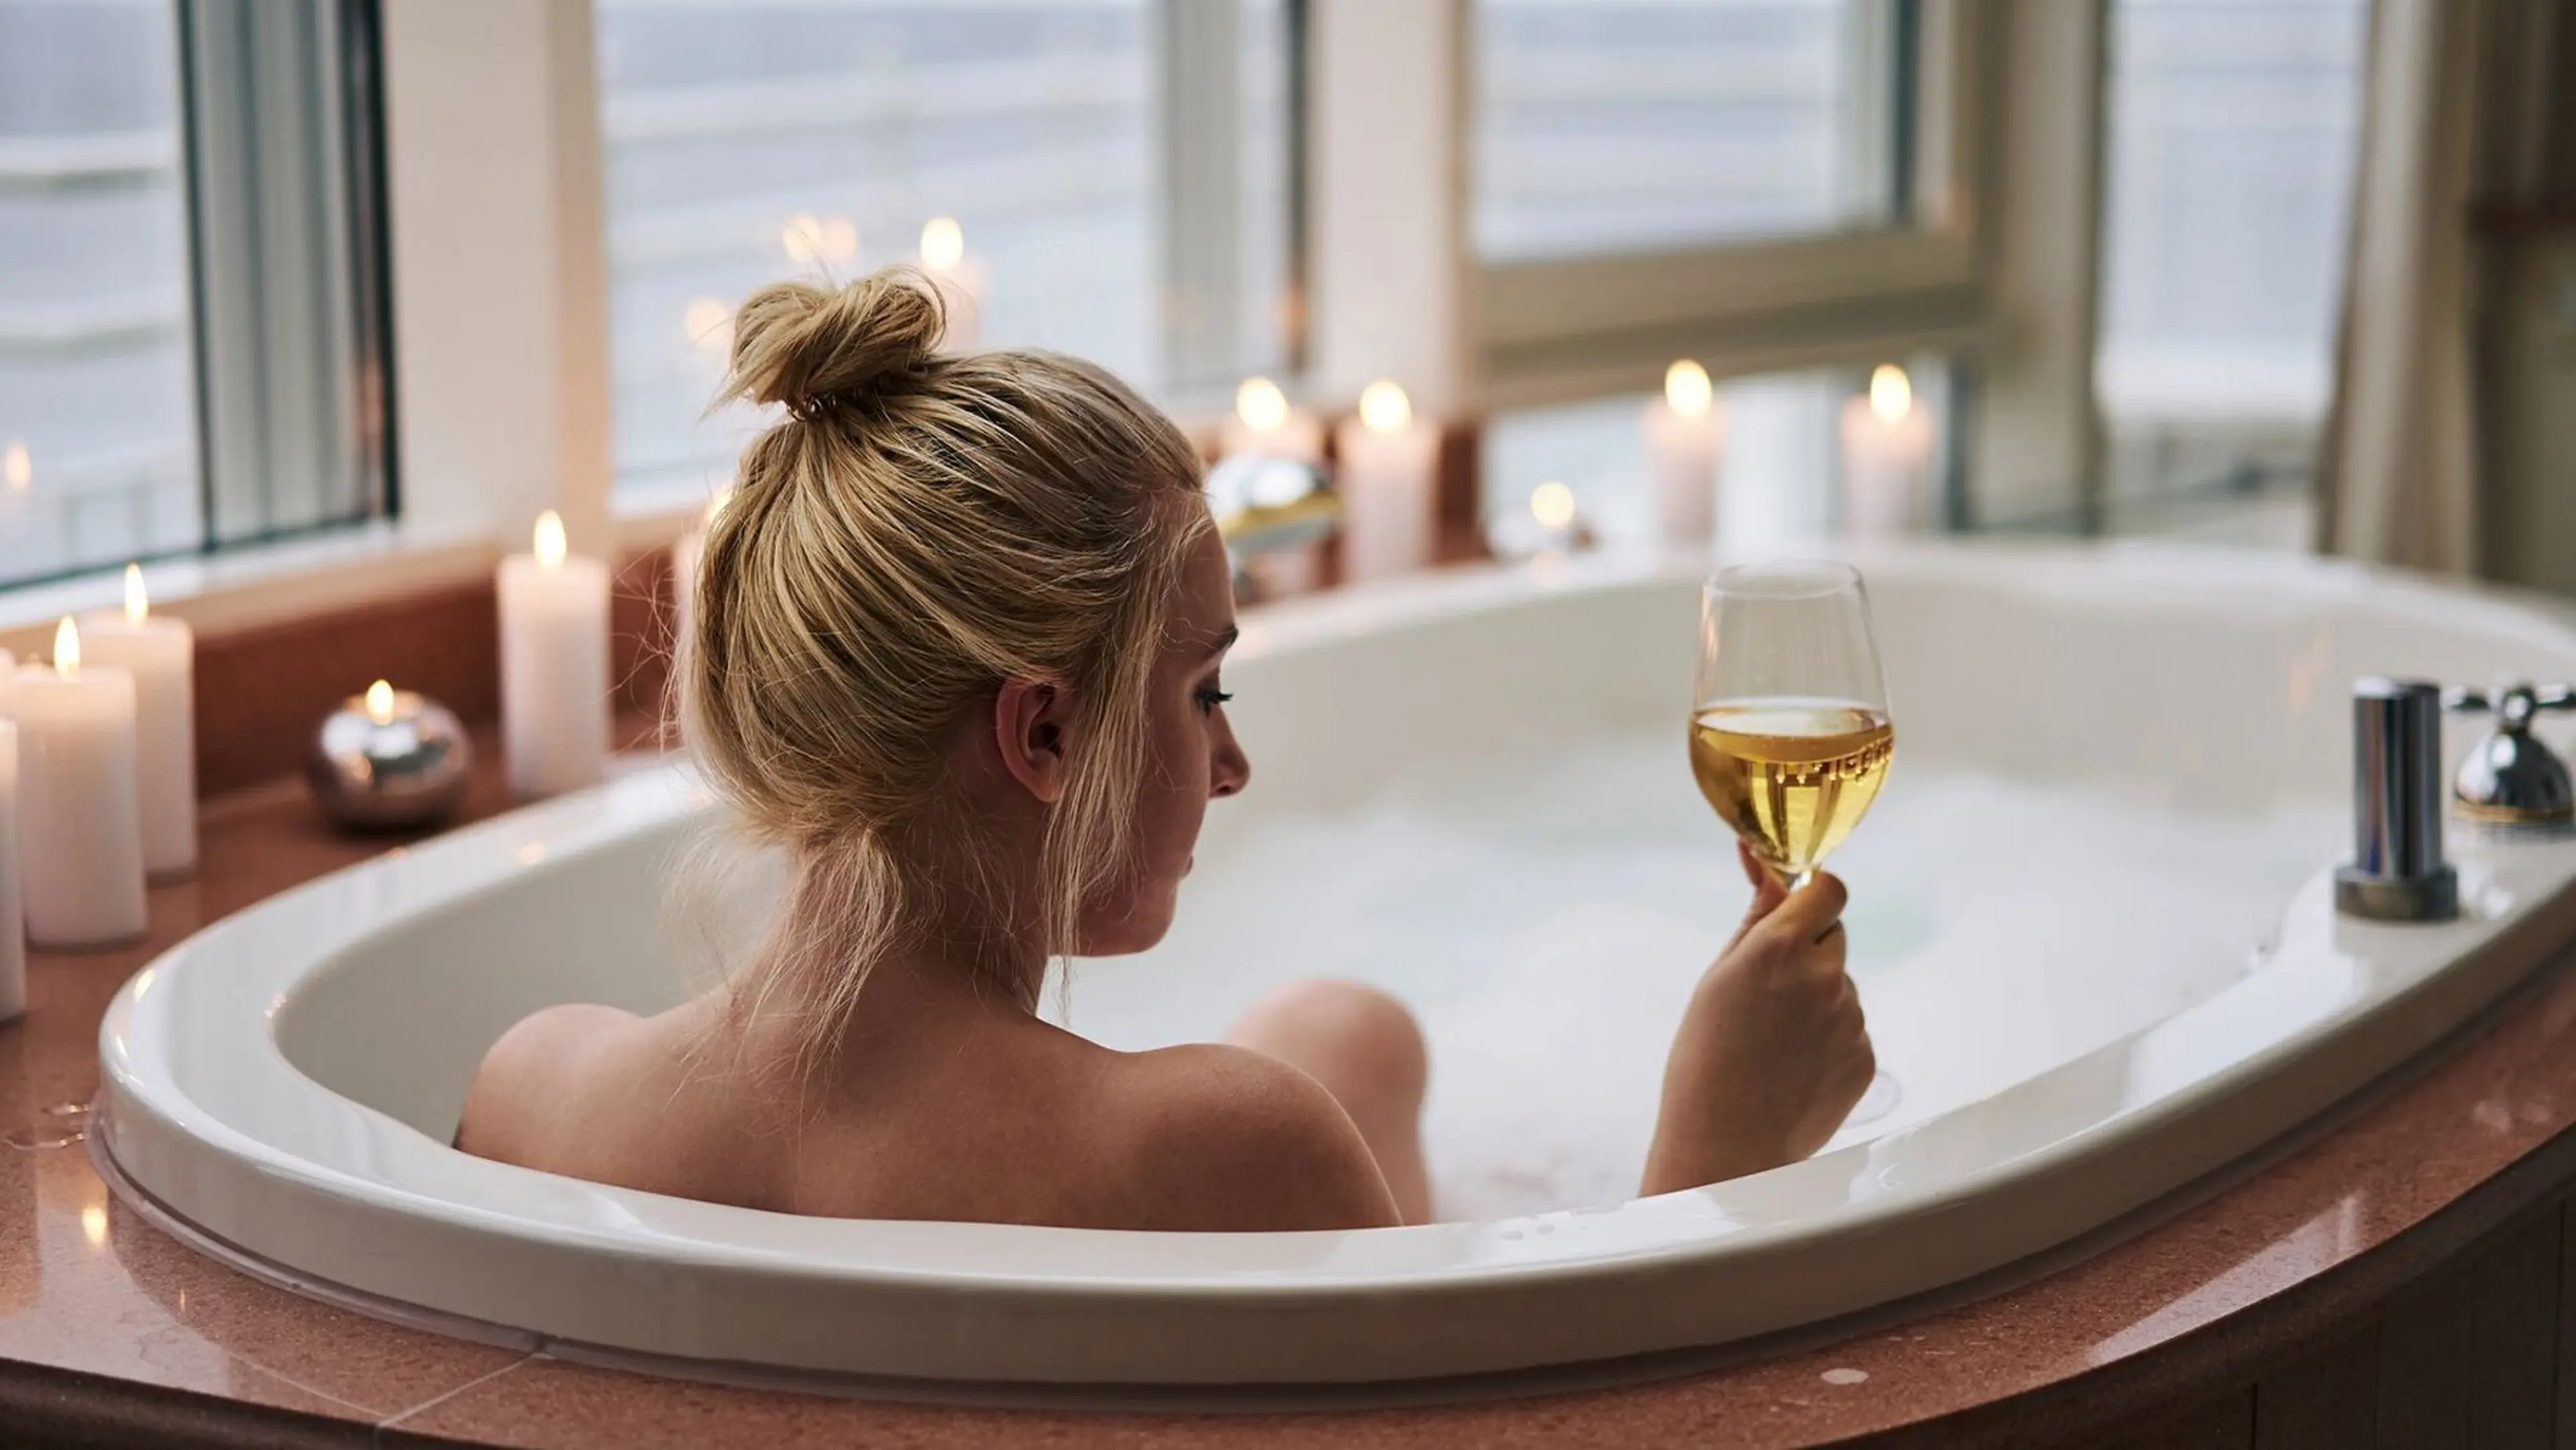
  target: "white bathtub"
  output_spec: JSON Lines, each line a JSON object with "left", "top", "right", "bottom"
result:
{"left": 96, "top": 543, "right": 2576, "bottom": 1388}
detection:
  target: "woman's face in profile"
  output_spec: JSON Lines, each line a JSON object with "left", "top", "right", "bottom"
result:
{"left": 1077, "top": 523, "right": 1250, "bottom": 956}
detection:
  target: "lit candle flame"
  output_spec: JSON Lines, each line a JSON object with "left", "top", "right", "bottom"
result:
{"left": 53, "top": 616, "right": 78, "bottom": 677}
{"left": 1358, "top": 380, "right": 1412, "bottom": 434}
{"left": 123, "top": 563, "right": 147, "bottom": 623}
{"left": 682, "top": 297, "right": 731, "bottom": 354}
{"left": 920, "top": 216, "right": 965, "bottom": 272}
{"left": 81, "top": 1202, "right": 107, "bottom": 1249}
{"left": 1870, "top": 364, "right": 1913, "bottom": 423}
{"left": 3, "top": 439, "right": 27, "bottom": 493}
{"left": 1531, "top": 481, "right": 1576, "bottom": 530}
{"left": 705, "top": 485, "right": 734, "bottom": 526}
{"left": 1664, "top": 360, "right": 1714, "bottom": 419}
{"left": 1235, "top": 377, "right": 1289, "bottom": 433}
{"left": 534, "top": 510, "right": 567, "bottom": 569}
{"left": 366, "top": 679, "right": 396, "bottom": 725}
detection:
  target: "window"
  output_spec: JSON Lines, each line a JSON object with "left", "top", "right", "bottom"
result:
{"left": 0, "top": 0, "right": 392, "bottom": 593}
{"left": 0, "top": 0, "right": 199, "bottom": 588}
{"left": 1473, "top": 0, "right": 1914, "bottom": 262}
{"left": 2095, "top": 0, "right": 2369, "bottom": 536}
{"left": 594, "top": 0, "right": 1299, "bottom": 507}
{"left": 1464, "top": 0, "right": 1979, "bottom": 416}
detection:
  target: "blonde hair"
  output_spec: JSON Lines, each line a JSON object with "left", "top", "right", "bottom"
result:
{"left": 683, "top": 265, "right": 1207, "bottom": 1077}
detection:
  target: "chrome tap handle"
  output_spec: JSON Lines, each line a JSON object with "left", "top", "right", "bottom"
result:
{"left": 2447, "top": 682, "right": 2576, "bottom": 729}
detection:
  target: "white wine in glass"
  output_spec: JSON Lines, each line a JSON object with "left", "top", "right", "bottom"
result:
{"left": 1690, "top": 561, "right": 1899, "bottom": 1123}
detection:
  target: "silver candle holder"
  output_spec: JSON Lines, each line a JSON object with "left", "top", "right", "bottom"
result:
{"left": 307, "top": 681, "right": 474, "bottom": 831}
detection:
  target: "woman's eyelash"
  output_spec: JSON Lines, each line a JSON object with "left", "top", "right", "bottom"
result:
{"left": 1195, "top": 687, "right": 1234, "bottom": 712}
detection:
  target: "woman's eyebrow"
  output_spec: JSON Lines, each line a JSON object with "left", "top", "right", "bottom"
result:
{"left": 1203, "top": 623, "right": 1240, "bottom": 657}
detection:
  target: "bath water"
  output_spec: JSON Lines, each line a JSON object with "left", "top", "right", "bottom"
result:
{"left": 1049, "top": 730, "right": 2343, "bottom": 1222}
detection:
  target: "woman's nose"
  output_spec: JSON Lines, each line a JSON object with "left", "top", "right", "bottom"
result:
{"left": 1211, "top": 724, "right": 1251, "bottom": 799}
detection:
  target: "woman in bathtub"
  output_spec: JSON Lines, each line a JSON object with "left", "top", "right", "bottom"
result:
{"left": 457, "top": 268, "right": 1874, "bottom": 1227}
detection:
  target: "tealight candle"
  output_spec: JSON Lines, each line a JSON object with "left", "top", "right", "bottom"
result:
{"left": 918, "top": 217, "right": 987, "bottom": 352}
{"left": 0, "top": 721, "right": 21, "bottom": 1022}
{"left": 498, "top": 511, "right": 610, "bottom": 798}
{"left": 1529, "top": 480, "right": 1583, "bottom": 552}
{"left": 15, "top": 619, "right": 145, "bottom": 949}
{"left": 1840, "top": 365, "right": 1935, "bottom": 537}
{"left": 80, "top": 565, "right": 195, "bottom": 880}
{"left": 1333, "top": 381, "right": 1438, "bottom": 582}
{"left": 307, "top": 680, "right": 474, "bottom": 830}
{"left": 1642, "top": 359, "right": 1727, "bottom": 547}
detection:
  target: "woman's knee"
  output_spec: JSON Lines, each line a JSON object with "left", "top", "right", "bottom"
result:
{"left": 1230, "top": 979, "right": 1427, "bottom": 1102}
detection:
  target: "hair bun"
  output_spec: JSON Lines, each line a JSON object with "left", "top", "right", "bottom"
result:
{"left": 722, "top": 266, "right": 947, "bottom": 417}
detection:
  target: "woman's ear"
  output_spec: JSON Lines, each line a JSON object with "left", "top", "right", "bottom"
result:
{"left": 994, "top": 679, "right": 1069, "bottom": 804}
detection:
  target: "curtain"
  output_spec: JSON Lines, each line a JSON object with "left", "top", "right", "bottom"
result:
{"left": 2313, "top": 0, "right": 2491, "bottom": 573}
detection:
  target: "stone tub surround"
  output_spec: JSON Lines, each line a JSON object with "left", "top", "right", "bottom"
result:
{"left": 0, "top": 740, "right": 2567, "bottom": 1445}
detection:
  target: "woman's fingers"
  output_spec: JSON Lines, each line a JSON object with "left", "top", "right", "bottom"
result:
{"left": 1760, "top": 872, "right": 1847, "bottom": 953}
{"left": 1737, "top": 843, "right": 1788, "bottom": 916}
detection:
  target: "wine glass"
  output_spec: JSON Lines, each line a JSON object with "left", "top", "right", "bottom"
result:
{"left": 1688, "top": 560, "right": 1900, "bottom": 1125}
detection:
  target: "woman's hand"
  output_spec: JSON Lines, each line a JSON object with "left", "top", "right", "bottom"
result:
{"left": 1640, "top": 843, "right": 1876, "bottom": 1195}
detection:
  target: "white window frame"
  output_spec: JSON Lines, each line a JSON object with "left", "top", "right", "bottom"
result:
{"left": 0, "top": 0, "right": 615, "bottom": 655}
{"left": 1304, "top": 0, "right": 2108, "bottom": 531}
{"left": 1469, "top": 0, "right": 1994, "bottom": 409}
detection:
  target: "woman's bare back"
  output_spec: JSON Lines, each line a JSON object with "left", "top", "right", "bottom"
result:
{"left": 455, "top": 968, "right": 1406, "bottom": 1233}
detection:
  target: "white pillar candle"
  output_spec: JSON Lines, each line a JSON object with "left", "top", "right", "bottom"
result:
{"left": 1220, "top": 378, "right": 1328, "bottom": 594}
{"left": 1839, "top": 365, "right": 1935, "bottom": 538}
{"left": 1642, "top": 360, "right": 1727, "bottom": 547}
{"left": 498, "top": 511, "right": 611, "bottom": 798}
{"left": 15, "top": 619, "right": 145, "bottom": 950}
{"left": 0, "top": 646, "right": 15, "bottom": 721}
{"left": 0, "top": 721, "right": 21, "bottom": 1022}
{"left": 918, "top": 217, "right": 988, "bottom": 352}
{"left": 1333, "top": 381, "right": 1439, "bottom": 582}
{"left": 80, "top": 565, "right": 195, "bottom": 880}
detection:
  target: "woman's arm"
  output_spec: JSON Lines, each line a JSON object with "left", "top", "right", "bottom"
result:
{"left": 1640, "top": 848, "right": 1876, "bottom": 1196}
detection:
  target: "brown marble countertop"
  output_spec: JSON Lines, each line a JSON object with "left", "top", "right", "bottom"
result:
{"left": 5, "top": 743, "right": 2575, "bottom": 1448}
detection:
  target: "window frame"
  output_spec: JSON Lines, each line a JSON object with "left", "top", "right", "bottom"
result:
{"left": 1464, "top": 0, "right": 1998, "bottom": 410}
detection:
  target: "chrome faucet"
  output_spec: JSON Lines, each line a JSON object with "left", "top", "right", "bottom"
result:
{"left": 2445, "top": 683, "right": 2575, "bottom": 827}
{"left": 2336, "top": 677, "right": 2459, "bottom": 922}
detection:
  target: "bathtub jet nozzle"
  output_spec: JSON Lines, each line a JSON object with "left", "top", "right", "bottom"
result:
{"left": 2336, "top": 676, "right": 2459, "bottom": 922}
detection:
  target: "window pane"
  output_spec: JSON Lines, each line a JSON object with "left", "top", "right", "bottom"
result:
{"left": 596, "top": 0, "right": 1297, "bottom": 505}
{"left": 0, "top": 0, "right": 201, "bottom": 587}
{"left": 2096, "top": 0, "right": 2368, "bottom": 536}
{"left": 1473, "top": 0, "right": 1908, "bottom": 263}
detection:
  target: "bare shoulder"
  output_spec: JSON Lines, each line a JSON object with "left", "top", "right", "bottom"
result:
{"left": 455, "top": 1004, "right": 638, "bottom": 1163}
{"left": 1100, "top": 1043, "right": 1399, "bottom": 1232}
